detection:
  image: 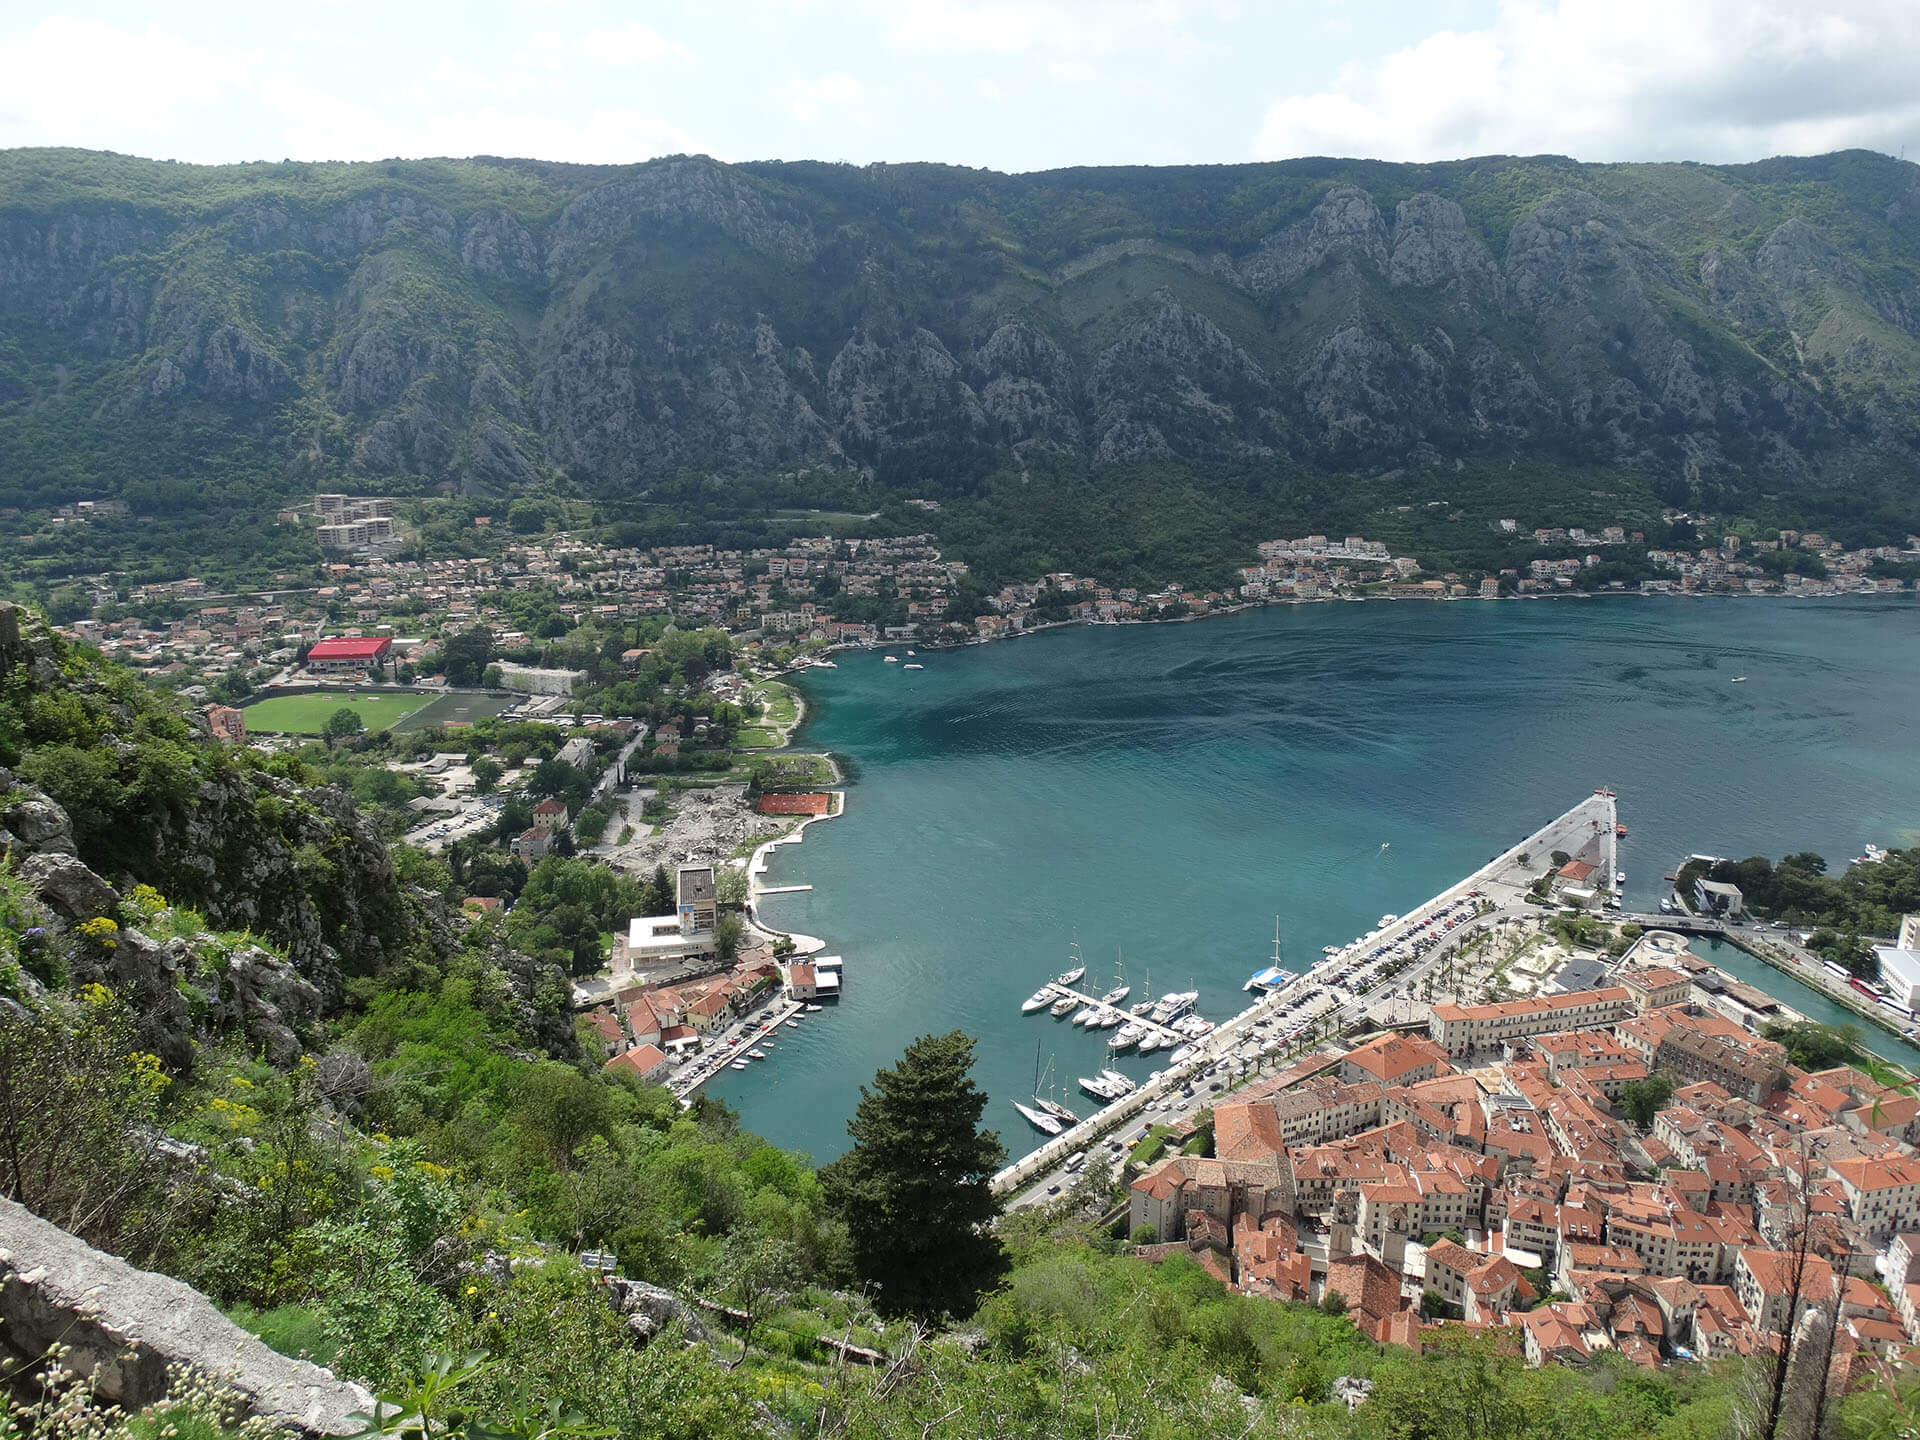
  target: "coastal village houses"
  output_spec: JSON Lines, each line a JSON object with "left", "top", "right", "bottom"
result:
{"left": 1128, "top": 928, "right": 1920, "bottom": 1377}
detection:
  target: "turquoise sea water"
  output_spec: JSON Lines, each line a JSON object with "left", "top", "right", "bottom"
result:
{"left": 711, "top": 597, "right": 1920, "bottom": 1164}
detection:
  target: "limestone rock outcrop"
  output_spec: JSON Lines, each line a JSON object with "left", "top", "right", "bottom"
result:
{"left": 0, "top": 1196, "right": 374, "bottom": 1435}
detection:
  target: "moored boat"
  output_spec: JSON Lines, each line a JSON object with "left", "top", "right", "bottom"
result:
{"left": 1021, "top": 986, "right": 1056, "bottom": 1014}
{"left": 1013, "top": 1100, "right": 1063, "bottom": 1135}
{"left": 1050, "top": 994, "right": 1078, "bottom": 1017}
{"left": 1109, "top": 1022, "right": 1145, "bottom": 1052}
{"left": 1036, "top": 1095, "right": 1080, "bottom": 1124}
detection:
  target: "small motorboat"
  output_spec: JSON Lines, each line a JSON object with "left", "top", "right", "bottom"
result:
{"left": 1050, "top": 994, "right": 1078, "bottom": 1017}
{"left": 1021, "top": 987, "right": 1056, "bottom": 1015}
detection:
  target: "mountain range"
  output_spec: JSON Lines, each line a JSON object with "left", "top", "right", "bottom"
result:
{"left": 3, "top": 146, "right": 1919, "bottom": 545}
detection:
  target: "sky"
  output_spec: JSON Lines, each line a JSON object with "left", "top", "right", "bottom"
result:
{"left": 2, "top": 0, "right": 1919, "bottom": 173}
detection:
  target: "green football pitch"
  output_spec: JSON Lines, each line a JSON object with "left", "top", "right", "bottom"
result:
{"left": 241, "top": 691, "right": 427, "bottom": 734}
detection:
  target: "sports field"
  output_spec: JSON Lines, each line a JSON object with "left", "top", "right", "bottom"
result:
{"left": 395, "top": 691, "right": 518, "bottom": 730}
{"left": 242, "top": 691, "right": 427, "bottom": 734}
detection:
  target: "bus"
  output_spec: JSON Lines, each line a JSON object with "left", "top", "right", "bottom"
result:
{"left": 1824, "top": 960, "right": 1852, "bottom": 980}
{"left": 1879, "top": 997, "right": 1915, "bottom": 1021}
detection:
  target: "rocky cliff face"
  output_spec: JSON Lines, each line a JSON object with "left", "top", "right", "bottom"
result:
{"left": 2, "top": 148, "right": 1918, "bottom": 506}
{"left": 0, "top": 604, "right": 578, "bottom": 1063}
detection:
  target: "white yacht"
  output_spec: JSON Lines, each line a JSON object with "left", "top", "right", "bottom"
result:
{"left": 903, "top": 663, "right": 924, "bottom": 670}
{"left": 1049, "top": 994, "right": 1078, "bottom": 1018}
{"left": 1020, "top": 986, "right": 1056, "bottom": 1015}
{"left": 884, "top": 655, "right": 899, "bottom": 663}
{"left": 1071, "top": 1005, "right": 1099, "bottom": 1026}
{"left": 1012, "top": 1101, "right": 1063, "bottom": 1136}
{"left": 1100, "top": 1068, "right": 1137, "bottom": 1094}
{"left": 1036, "top": 1095, "right": 1080, "bottom": 1125}
{"left": 1057, "top": 965, "right": 1086, "bottom": 986}
{"left": 1079, "top": 1072, "right": 1128, "bottom": 1101}
{"left": 1137, "top": 1032, "right": 1162, "bottom": 1054}
{"left": 1109, "top": 1022, "right": 1145, "bottom": 1052}
{"left": 1101, "top": 984, "right": 1131, "bottom": 1005}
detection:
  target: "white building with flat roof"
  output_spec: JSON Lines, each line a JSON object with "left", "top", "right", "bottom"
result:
{"left": 1876, "top": 943, "right": 1920, "bottom": 1009}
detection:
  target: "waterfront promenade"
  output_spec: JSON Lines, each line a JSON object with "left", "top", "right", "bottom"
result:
{"left": 995, "top": 790, "right": 1618, "bottom": 1199}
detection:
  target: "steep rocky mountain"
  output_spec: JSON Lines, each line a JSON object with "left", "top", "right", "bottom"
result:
{"left": 2, "top": 147, "right": 1918, "bottom": 522}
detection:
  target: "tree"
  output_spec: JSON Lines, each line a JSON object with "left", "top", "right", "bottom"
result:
{"left": 1321, "top": 1289, "right": 1348, "bottom": 1316}
{"left": 323, "top": 706, "right": 365, "bottom": 748}
{"left": 441, "top": 625, "right": 495, "bottom": 687}
{"left": 708, "top": 1232, "right": 802, "bottom": 1366}
{"left": 819, "top": 1031, "right": 1008, "bottom": 1319}
{"left": 714, "top": 911, "right": 744, "bottom": 961}
{"left": 574, "top": 808, "right": 609, "bottom": 846}
{"left": 1619, "top": 1072, "right": 1676, "bottom": 1128}
{"left": 471, "top": 756, "right": 503, "bottom": 794}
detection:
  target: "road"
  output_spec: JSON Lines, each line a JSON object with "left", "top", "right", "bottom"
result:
{"left": 999, "top": 791, "right": 1617, "bottom": 1206}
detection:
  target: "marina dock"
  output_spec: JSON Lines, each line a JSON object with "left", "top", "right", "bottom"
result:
{"left": 1028, "top": 985, "right": 1199, "bottom": 1050}
{"left": 992, "top": 789, "right": 1619, "bottom": 1196}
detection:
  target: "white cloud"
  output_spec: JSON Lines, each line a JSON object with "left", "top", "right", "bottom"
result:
{"left": 259, "top": 71, "right": 696, "bottom": 163}
{"left": 785, "top": 71, "right": 864, "bottom": 123}
{"left": 881, "top": 0, "right": 1197, "bottom": 57}
{"left": 0, "top": 16, "right": 247, "bottom": 150}
{"left": 1253, "top": 0, "right": 1920, "bottom": 163}
{"left": 575, "top": 22, "right": 689, "bottom": 66}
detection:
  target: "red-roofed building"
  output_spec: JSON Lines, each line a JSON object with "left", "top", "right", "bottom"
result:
{"left": 201, "top": 704, "right": 247, "bottom": 743}
{"left": 1342, "top": 1032, "right": 1450, "bottom": 1087}
{"left": 306, "top": 635, "right": 392, "bottom": 672}
{"left": 786, "top": 963, "right": 817, "bottom": 999}
{"left": 605, "top": 1042, "right": 671, "bottom": 1084}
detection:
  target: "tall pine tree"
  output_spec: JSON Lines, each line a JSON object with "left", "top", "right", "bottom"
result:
{"left": 820, "top": 1031, "right": 1007, "bottom": 1319}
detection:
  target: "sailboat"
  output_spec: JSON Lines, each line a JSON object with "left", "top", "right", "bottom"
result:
{"left": 1017, "top": 1041, "right": 1067, "bottom": 1134}
{"left": 1245, "top": 916, "right": 1296, "bottom": 993}
{"left": 1056, "top": 935, "right": 1087, "bottom": 987}
{"left": 1033, "top": 1056, "right": 1080, "bottom": 1125}
{"left": 1100, "top": 948, "right": 1131, "bottom": 1006}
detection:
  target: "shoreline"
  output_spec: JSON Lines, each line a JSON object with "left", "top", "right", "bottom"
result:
{"left": 798, "top": 584, "right": 1914, "bottom": 666}
{"left": 738, "top": 673, "right": 845, "bottom": 956}
{"left": 743, "top": 793, "right": 845, "bottom": 956}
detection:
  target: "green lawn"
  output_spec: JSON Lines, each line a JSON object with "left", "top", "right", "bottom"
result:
{"left": 242, "top": 691, "right": 426, "bottom": 734}
{"left": 736, "top": 726, "right": 783, "bottom": 748}
{"left": 749, "top": 680, "right": 799, "bottom": 728}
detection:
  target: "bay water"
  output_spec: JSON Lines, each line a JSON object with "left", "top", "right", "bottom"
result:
{"left": 713, "top": 597, "right": 1920, "bottom": 1163}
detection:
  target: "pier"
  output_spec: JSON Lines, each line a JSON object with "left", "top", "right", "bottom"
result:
{"left": 1028, "top": 986, "right": 1200, "bottom": 1051}
{"left": 992, "top": 789, "right": 1618, "bottom": 1197}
